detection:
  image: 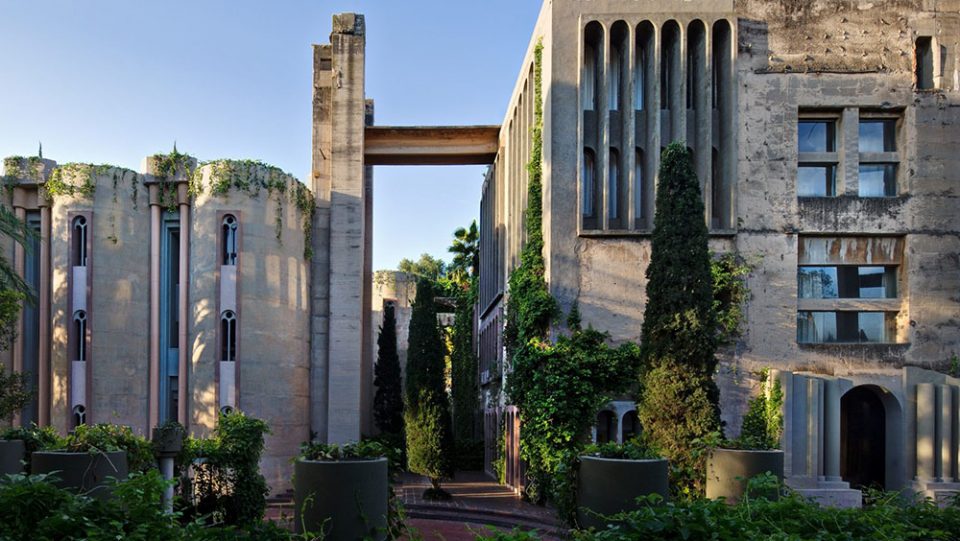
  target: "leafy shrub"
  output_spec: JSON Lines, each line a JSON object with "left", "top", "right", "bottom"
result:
{"left": 179, "top": 410, "right": 269, "bottom": 527}
{"left": 730, "top": 371, "right": 783, "bottom": 451}
{"left": 62, "top": 423, "right": 155, "bottom": 472}
{"left": 0, "top": 424, "right": 62, "bottom": 472}
{"left": 0, "top": 365, "right": 30, "bottom": 421}
{"left": 298, "top": 440, "right": 388, "bottom": 461}
{"left": 581, "top": 438, "right": 659, "bottom": 461}
{"left": 406, "top": 389, "right": 454, "bottom": 498}
{"left": 507, "top": 327, "right": 641, "bottom": 520}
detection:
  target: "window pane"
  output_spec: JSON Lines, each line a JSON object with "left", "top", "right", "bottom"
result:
{"left": 798, "top": 165, "right": 835, "bottom": 196}
{"left": 858, "top": 267, "right": 891, "bottom": 298}
{"left": 859, "top": 164, "right": 896, "bottom": 197}
{"left": 582, "top": 151, "right": 596, "bottom": 219}
{"left": 798, "top": 311, "right": 837, "bottom": 343}
{"left": 859, "top": 120, "right": 895, "bottom": 152}
{"left": 798, "top": 121, "right": 835, "bottom": 152}
{"left": 799, "top": 267, "right": 838, "bottom": 298}
{"left": 857, "top": 312, "right": 888, "bottom": 342}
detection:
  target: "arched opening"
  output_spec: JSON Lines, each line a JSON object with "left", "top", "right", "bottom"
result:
{"left": 840, "top": 385, "right": 888, "bottom": 489}
{"left": 621, "top": 410, "right": 640, "bottom": 441}
{"left": 610, "top": 21, "right": 629, "bottom": 113}
{"left": 596, "top": 410, "right": 616, "bottom": 443}
{"left": 583, "top": 22, "right": 604, "bottom": 112}
{"left": 660, "top": 21, "right": 681, "bottom": 112}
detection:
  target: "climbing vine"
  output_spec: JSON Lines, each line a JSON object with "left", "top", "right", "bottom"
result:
{"left": 711, "top": 252, "right": 753, "bottom": 344}
{"left": 43, "top": 163, "right": 106, "bottom": 200}
{"left": 151, "top": 149, "right": 194, "bottom": 213}
{"left": 189, "top": 159, "right": 317, "bottom": 259}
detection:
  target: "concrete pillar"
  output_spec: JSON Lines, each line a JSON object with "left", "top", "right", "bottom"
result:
{"left": 37, "top": 201, "right": 51, "bottom": 427}
{"left": 824, "top": 378, "right": 842, "bottom": 481}
{"left": 325, "top": 12, "right": 366, "bottom": 444}
{"left": 953, "top": 386, "right": 960, "bottom": 482}
{"left": 808, "top": 377, "right": 823, "bottom": 480}
{"left": 936, "top": 385, "right": 952, "bottom": 482}
{"left": 840, "top": 107, "right": 859, "bottom": 195}
{"left": 776, "top": 370, "right": 794, "bottom": 476}
{"left": 177, "top": 185, "right": 190, "bottom": 428}
{"left": 360, "top": 99, "right": 374, "bottom": 437}
{"left": 11, "top": 203, "right": 25, "bottom": 427}
{"left": 148, "top": 186, "right": 161, "bottom": 432}
{"left": 916, "top": 383, "right": 936, "bottom": 481}
{"left": 791, "top": 374, "right": 810, "bottom": 478}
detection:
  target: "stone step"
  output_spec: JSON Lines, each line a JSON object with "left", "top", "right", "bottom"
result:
{"left": 404, "top": 504, "right": 566, "bottom": 537}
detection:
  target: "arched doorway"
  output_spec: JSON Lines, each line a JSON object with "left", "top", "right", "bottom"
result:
{"left": 621, "top": 410, "right": 640, "bottom": 441}
{"left": 840, "top": 386, "right": 886, "bottom": 489}
{"left": 596, "top": 410, "right": 616, "bottom": 443}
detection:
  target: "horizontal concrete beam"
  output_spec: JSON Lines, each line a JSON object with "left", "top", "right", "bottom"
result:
{"left": 364, "top": 125, "right": 500, "bottom": 165}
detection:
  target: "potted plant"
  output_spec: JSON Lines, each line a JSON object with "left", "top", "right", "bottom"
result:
{"left": 152, "top": 420, "right": 185, "bottom": 456}
{"left": 294, "top": 440, "right": 390, "bottom": 541}
{"left": 0, "top": 367, "right": 31, "bottom": 475}
{"left": 577, "top": 437, "right": 669, "bottom": 529}
{"left": 706, "top": 370, "right": 784, "bottom": 504}
{"left": 32, "top": 423, "right": 152, "bottom": 499}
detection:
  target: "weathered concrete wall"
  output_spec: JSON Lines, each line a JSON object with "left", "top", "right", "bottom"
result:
{"left": 49, "top": 166, "right": 150, "bottom": 434}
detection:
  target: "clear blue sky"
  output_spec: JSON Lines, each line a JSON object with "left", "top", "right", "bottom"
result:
{"left": 0, "top": 1, "right": 541, "bottom": 270}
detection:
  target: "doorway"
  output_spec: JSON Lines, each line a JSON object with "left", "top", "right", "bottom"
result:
{"left": 840, "top": 386, "right": 886, "bottom": 489}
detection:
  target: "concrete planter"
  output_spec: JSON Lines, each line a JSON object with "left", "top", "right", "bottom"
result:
{"left": 294, "top": 457, "right": 388, "bottom": 541}
{"left": 577, "top": 456, "right": 669, "bottom": 529}
{"left": 32, "top": 451, "right": 128, "bottom": 499}
{"left": 0, "top": 439, "right": 25, "bottom": 475}
{"left": 151, "top": 426, "right": 184, "bottom": 455}
{"left": 706, "top": 448, "right": 784, "bottom": 504}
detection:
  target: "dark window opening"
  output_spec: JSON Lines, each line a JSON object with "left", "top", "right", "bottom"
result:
{"left": 916, "top": 37, "right": 934, "bottom": 90}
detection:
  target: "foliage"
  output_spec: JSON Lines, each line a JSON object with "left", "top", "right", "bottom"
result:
{"left": 711, "top": 253, "right": 752, "bottom": 345}
{"left": 730, "top": 370, "right": 784, "bottom": 451}
{"left": 507, "top": 327, "right": 642, "bottom": 520}
{"left": 494, "top": 415, "right": 507, "bottom": 484}
{"left": 503, "top": 41, "right": 557, "bottom": 357}
{"left": 298, "top": 440, "right": 389, "bottom": 461}
{"left": 0, "top": 202, "right": 37, "bottom": 303}
{"left": 405, "top": 389, "right": 454, "bottom": 497}
{"left": 581, "top": 437, "right": 660, "bottom": 461}
{"left": 563, "top": 487, "right": 960, "bottom": 541}
{"left": 0, "top": 424, "right": 62, "bottom": 472}
{"left": 189, "top": 159, "right": 317, "bottom": 258}
{"left": 374, "top": 303, "right": 405, "bottom": 438}
{"left": 178, "top": 410, "right": 270, "bottom": 526}
{"left": 0, "top": 289, "right": 25, "bottom": 350}
{"left": 451, "top": 278, "right": 480, "bottom": 444}
{"left": 0, "top": 366, "right": 31, "bottom": 422}
{"left": 950, "top": 353, "right": 959, "bottom": 378}
{"left": 637, "top": 143, "right": 721, "bottom": 496}
{"left": 153, "top": 420, "right": 186, "bottom": 453}
{"left": 57, "top": 423, "right": 156, "bottom": 473}
{"left": 43, "top": 163, "right": 106, "bottom": 200}
{"left": 151, "top": 146, "right": 195, "bottom": 213}
{"left": 448, "top": 220, "right": 479, "bottom": 284}
{"left": 398, "top": 254, "right": 447, "bottom": 284}
{"left": 405, "top": 278, "right": 448, "bottom": 408}
{"left": 0, "top": 471, "right": 302, "bottom": 541}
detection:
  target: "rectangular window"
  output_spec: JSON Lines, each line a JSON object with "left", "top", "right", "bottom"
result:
{"left": 858, "top": 164, "right": 897, "bottom": 197}
{"left": 798, "top": 118, "right": 838, "bottom": 197}
{"left": 797, "top": 311, "right": 896, "bottom": 343}
{"left": 916, "top": 37, "right": 934, "bottom": 90}
{"left": 798, "top": 266, "right": 897, "bottom": 299}
{"left": 859, "top": 120, "right": 895, "bottom": 152}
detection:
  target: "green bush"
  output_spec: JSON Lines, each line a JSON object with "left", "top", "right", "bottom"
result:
{"left": 637, "top": 143, "right": 721, "bottom": 496}
{"left": 373, "top": 303, "right": 404, "bottom": 438}
{"left": 0, "top": 365, "right": 30, "bottom": 422}
{"left": 0, "top": 424, "right": 62, "bottom": 472}
{"left": 405, "top": 389, "right": 454, "bottom": 497}
{"left": 0, "top": 471, "right": 296, "bottom": 541}
{"left": 581, "top": 438, "right": 659, "bottom": 461}
{"left": 63, "top": 423, "right": 156, "bottom": 472}
{"left": 731, "top": 371, "right": 783, "bottom": 451}
{"left": 298, "top": 439, "right": 388, "bottom": 461}
{"left": 179, "top": 410, "right": 269, "bottom": 527}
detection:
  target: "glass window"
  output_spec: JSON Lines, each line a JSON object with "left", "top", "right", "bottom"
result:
{"left": 799, "top": 266, "right": 896, "bottom": 299}
{"left": 799, "top": 267, "right": 839, "bottom": 299}
{"left": 916, "top": 37, "right": 934, "bottom": 90}
{"left": 859, "top": 164, "right": 896, "bottom": 197}
{"left": 222, "top": 215, "right": 238, "bottom": 265}
{"left": 859, "top": 120, "right": 896, "bottom": 153}
{"left": 72, "top": 216, "right": 87, "bottom": 267}
{"left": 634, "top": 149, "right": 644, "bottom": 223}
{"left": 582, "top": 150, "right": 597, "bottom": 224}
{"left": 634, "top": 50, "right": 644, "bottom": 110}
{"left": 798, "top": 121, "right": 836, "bottom": 153}
{"left": 798, "top": 311, "right": 895, "bottom": 343}
{"left": 583, "top": 45, "right": 597, "bottom": 111}
{"left": 608, "top": 149, "right": 620, "bottom": 223}
{"left": 857, "top": 267, "right": 897, "bottom": 298}
{"left": 73, "top": 405, "right": 86, "bottom": 427}
{"left": 221, "top": 310, "right": 237, "bottom": 362}
{"left": 73, "top": 310, "right": 87, "bottom": 362}
{"left": 609, "top": 46, "right": 621, "bottom": 111}
{"left": 798, "top": 165, "right": 836, "bottom": 196}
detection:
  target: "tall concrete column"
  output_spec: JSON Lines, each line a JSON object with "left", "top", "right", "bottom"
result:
{"left": 360, "top": 99, "right": 374, "bottom": 437}
{"left": 178, "top": 186, "right": 190, "bottom": 428}
{"left": 823, "top": 378, "right": 842, "bottom": 481}
{"left": 148, "top": 186, "right": 162, "bottom": 432}
{"left": 11, "top": 202, "right": 26, "bottom": 427}
{"left": 936, "top": 385, "right": 952, "bottom": 482}
{"left": 808, "top": 377, "right": 823, "bottom": 480}
{"left": 37, "top": 201, "right": 51, "bottom": 427}
{"left": 916, "top": 383, "right": 936, "bottom": 481}
{"left": 320, "top": 13, "right": 367, "bottom": 444}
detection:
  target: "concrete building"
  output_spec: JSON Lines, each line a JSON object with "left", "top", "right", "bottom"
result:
{"left": 475, "top": 0, "right": 960, "bottom": 503}
{"left": 3, "top": 1, "right": 959, "bottom": 502}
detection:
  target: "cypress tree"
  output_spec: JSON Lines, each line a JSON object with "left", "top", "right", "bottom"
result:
{"left": 637, "top": 143, "right": 721, "bottom": 493}
{"left": 450, "top": 280, "right": 480, "bottom": 449}
{"left": 373, "top": 304, "right": 404, "bottom": 437}
{"left": 404, "top": 277, "right": 454, "bottom": 498}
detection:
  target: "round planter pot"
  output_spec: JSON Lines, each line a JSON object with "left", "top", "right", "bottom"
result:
{"left": 577, "top": 456, "right": 669, "bottom": 530}
{"left": 0, "top": 439, "right": 26, "bottom": 475}
{"left": 706, "top": 448, "right": 784, "bottom": 504}
{"left": 32, "top": 451, "right": 128, "bottom": 499}
{"left": 294, "top": 457, "right": 388, "bottom": 541}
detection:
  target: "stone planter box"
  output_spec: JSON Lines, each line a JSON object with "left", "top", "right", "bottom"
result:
{"left": 32, "top": 451, "right": 128, "bottom": 499}
{"left": 151, "top": 426, "right": 183, "bottom": 456}
{"left": 294, "top": 457, "right": 388, "bottom": 541}
{"left": 0, "top": 440, "right": 25, "bottom": 475}
{"left": 577, "top": 456, "right": 669, "bottom": 529}
{"left": 706, "top": 448, "right": 784, "bottom": 504}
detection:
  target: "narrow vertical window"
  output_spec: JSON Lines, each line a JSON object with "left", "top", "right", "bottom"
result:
{"left": 608, "top": 149, "right": 621, "bottom": 227}
{"left": 583, "top": 23, "right": 603, "bottom": 111}
{"left": 73, "top": 310, "right": 87, "bottom": 362}
{"left": 582, "top": 150, "right": 597, "bottom": 229}
{"left": 916, "top": 37, "right": 933, "bottom": 90}
{"left": 634, "top": 149, "right": 644, "bottom": 226}
{"left": 711, "top": 149, "right": 722, "bottom": 228}
{"left": 221, "top": 310, "right": 237, "bottom": 362}
{"left": 73, "top": 405, "right": 86, "bottom": 427}
{"left": 222, "top": 215, "right": 238, "bottom": 265}
{"left": 634, "top": 44, "right": 645, "bottom": 110}
{"left": 609, "top": 45, "right": 621, "bottom": 111}
{"left": 72, "top": 216, "right": 87, "bottom": 267}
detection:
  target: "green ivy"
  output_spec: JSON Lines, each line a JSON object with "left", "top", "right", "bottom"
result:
{"left": 0, "top": 364, "right": 31, "bottom": 422}
{"left": 711, "top": 253, "right": 752, "bottom": 345}
{"left": 151, "top": 149, "right": 194, "bottom": 213}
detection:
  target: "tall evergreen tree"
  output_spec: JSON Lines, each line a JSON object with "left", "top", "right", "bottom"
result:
{"left": 637, "top": 143, "right": 721, "bottom": 493}
{"left": 404, "top": 278, "right": 454, "bottom": 498}
{"left": 450, "top": 280, "right": 479, "bottom": 444}
{"left": 373, "top": 305, "right": 404, "bottom": 436}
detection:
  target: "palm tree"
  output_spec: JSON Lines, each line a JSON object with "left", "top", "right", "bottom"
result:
{"left": 448, "top": 220, "right": 478, "bottom": 284}
{"left": 0, "top": 203, "right": 36, "bottom": 349}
